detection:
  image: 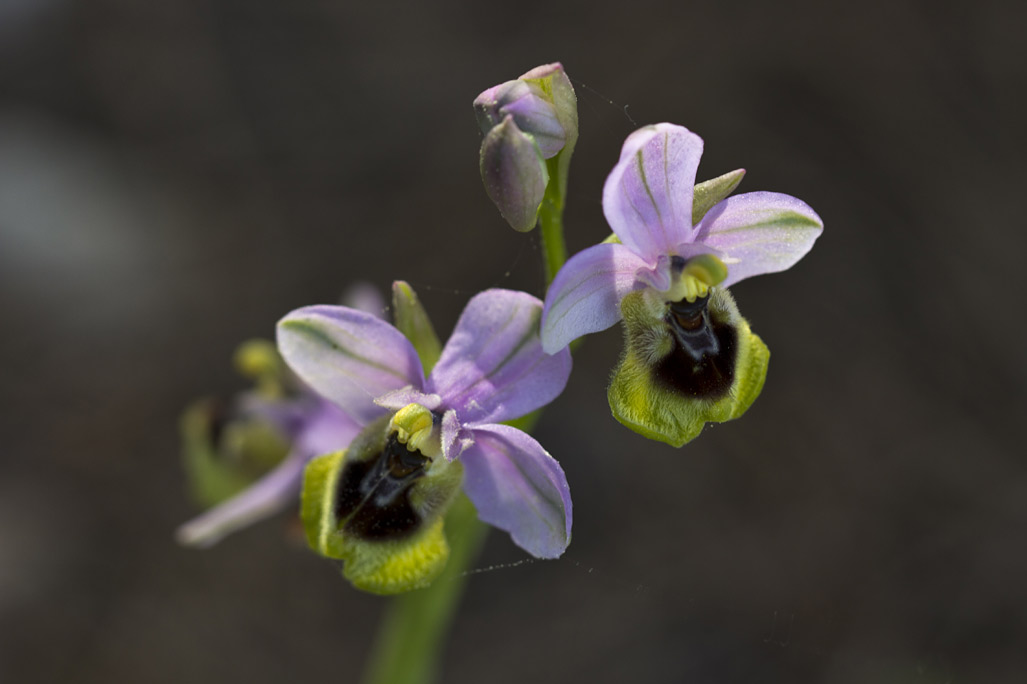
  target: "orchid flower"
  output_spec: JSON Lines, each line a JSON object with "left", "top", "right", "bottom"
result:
{"left": 278, "top": 287, "right": 573, "bottom": 594}
{"left": 541, "top": 123, "right": 823, "bottom": 447}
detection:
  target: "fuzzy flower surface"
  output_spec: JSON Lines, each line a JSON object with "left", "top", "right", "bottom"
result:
{"left": 278, "top": 288, "right": 573, "bottom": 561}
{"left": 541, "top": 122, "right": 822, "bottom": 353}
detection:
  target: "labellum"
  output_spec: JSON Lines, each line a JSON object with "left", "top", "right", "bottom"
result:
{"left": 302, "top": 413, "right": 463, "bottom": 595}
{"left": 608, "top": 287, "right": 770, "bottom": 448}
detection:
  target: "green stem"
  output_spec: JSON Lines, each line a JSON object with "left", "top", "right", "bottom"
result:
{"left": 538, "top": 154, "right": 570, "bottom": 287}
{"left": 361, "top": 495, "right": 489, "bottom": 684}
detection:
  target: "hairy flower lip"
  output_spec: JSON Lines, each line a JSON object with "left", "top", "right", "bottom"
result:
{"left": 609, "top": 287, "right": 765, "bottom": 447}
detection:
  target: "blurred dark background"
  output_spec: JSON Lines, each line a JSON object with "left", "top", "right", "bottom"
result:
{"left": 2, "top": 1, "right": 1025, "bottom": 682}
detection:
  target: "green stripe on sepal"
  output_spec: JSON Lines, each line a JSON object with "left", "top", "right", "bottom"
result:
{"left": 300, "top": 415, "right": 465, "bottom": 595}
{"left": 608, "top": 288, "right": 769, "bottom": 448}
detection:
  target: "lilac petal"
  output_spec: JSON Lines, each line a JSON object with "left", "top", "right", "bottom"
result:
{"left": 540, "top": 242, "right": 651, "bottom": 353}
{"left": 694, "top": 191, "right": 824, "bottom": 287}
{"left": 461, "top": 424, "right": 571, "bottom": 558}
{"left": 175, "top": 447, "right": 308, "bottom": 547}
{"left": 277, "top": 305, "right": 425, "bottom": 425}
{"left": 603, "top": 123, "right": 704, "bottom": 261}
{"left": 427, "top": 289, "right": 571, "bottom": 424}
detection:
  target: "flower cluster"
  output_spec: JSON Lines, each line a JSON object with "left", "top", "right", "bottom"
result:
{"left": 178, "top": 63, "right": 821, "bottom": 596}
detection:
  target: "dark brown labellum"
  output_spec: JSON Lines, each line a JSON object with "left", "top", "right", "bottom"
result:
{"left": 334, "top": 434, "right": 430, "bottom": 540}
{"left": 654, "top": 295, "right": 737, "bottom": 399}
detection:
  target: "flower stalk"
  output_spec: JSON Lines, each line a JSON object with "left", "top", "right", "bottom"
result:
{"left": 361, "top": 496, "right": 487, "bottom": 684}
{"left": 538, "top": 155, "right": 569, "bottom": 287}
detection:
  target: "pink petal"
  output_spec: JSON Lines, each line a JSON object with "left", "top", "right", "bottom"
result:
{"left": 461, "top": 423, "right": 571, "bottom": 559}
{"left": 277, "top": 305, "right": 425, "bottom": 425}
{"left": 695, "top": 191, "right": 824, "bottom": 287}
{"left": 540, "top": 242, "right": 651, "bottom": 353}
{"left": 426, "top": 289, "right": 571, "bottom": 425}
{"left": 603, "top": 123, "right": 704, "bottom": 261}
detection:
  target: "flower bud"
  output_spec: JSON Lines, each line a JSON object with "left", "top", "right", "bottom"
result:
{"left": 475, "top": 79, "right": 566, "bottom": 158}
{"left": 474, "top": 63, "right": 578, "bottom": 231}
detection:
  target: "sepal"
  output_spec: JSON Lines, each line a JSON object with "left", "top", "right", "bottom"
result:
{"left": 518, "top": 62, "right": 578, "bottom": 163}
{"left": 391, "top": 281, "right": 443, "bottom": 375}
{"left": 599, "top": 169, "right": 747, "bottom": 245}
{"left": 608, "top": 288, "right": 770, "bottom": 447}
{"left": 691, "top": 169, "right": 745, "bottom": 224}
{"left": 479, "top": 116, "right": 549, "bottom": 232}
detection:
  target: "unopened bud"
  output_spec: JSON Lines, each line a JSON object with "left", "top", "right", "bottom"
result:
{"left": 474, "top": 63, "right": 578, "bottom": 232}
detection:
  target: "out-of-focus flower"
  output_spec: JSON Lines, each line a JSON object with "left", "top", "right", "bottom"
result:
{"left": 474, "top": 62, "right": 578, "bottom": 231}
{"left": 541, "top": 123, "right": 823, "bottom": 446}
{"left": 176, "top": 284, "right": 386, "bottom": 547}
{"left": 175, "top": 341, "right": 361, "bottom": 547}
{"left": 278, "top": 288, "right": 573, "bottom": 594}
